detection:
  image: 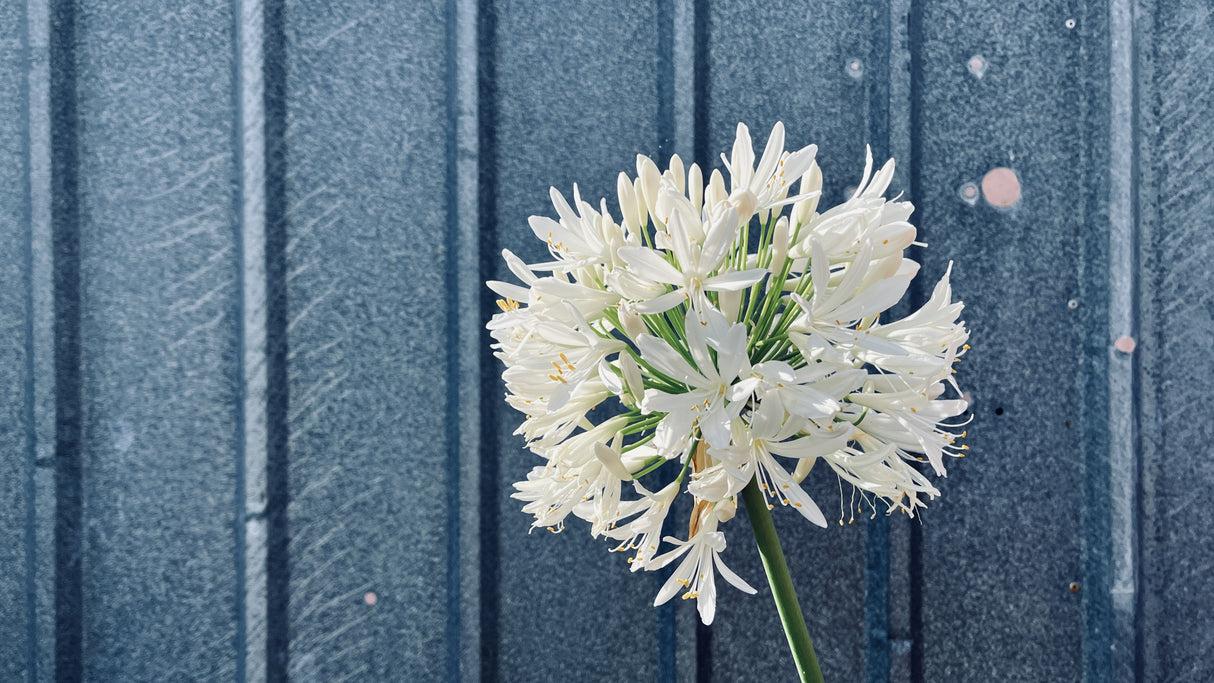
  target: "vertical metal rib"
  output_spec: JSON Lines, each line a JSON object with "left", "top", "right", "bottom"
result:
{"left": 672, "top": 0, "right": 696, "bottom": 164}
{"left": 1107, "top": 0, "right": 1137, "bottom": 680}
{"left": 475, "top": 0, "right": 499, "bottom": 678}
{"left": 46, "top": 0, "right": 83, "bottom": 676}
{"left": 235, "top": 0, "right": 269, "bottom": 679}
{"left": 24, "top": 1, "right": 57, "bottom": 679}
{"left": 450, "top": 0, "right": 482, "bottom": 679}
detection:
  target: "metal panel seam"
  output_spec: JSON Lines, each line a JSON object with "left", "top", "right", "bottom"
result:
{"left": 1106, "top": 1, "right": 1138, "bottom": 681}
{"left": 234, "top": 0, "right": 270, "bottom": 680}
{"left": 475, "top": 0, "right": 500, "bottom": 678}
{"left": 454, "top": 0, "right": 482, "bottom": 679}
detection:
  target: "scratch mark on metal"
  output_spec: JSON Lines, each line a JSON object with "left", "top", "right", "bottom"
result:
{"left": 312, "top": 17, "right": 365, "bottom": 49}
{"left": 142, "top": 153, "right": 228, "bottom": 200}
{"left": 167, "top": 311, "right": 226, "bottom": 351}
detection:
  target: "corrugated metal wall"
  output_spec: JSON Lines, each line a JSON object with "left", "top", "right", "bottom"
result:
{"left": 2, "top": 0, "right": 1210, "bottom": 681}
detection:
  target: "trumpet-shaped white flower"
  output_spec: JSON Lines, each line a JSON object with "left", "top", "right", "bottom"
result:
{"left": 488, "top": 122, "right": 970, "bottom": 625}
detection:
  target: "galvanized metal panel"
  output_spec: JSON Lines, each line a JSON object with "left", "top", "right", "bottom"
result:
{"left": 6, "top": 1, "right": 1214, "bottom": 681}
{"left": 71, "top": 1, "right": 242, "bottom": 678}
{"left": 482, "top": 1, "right": 672, "bottom": 680}
{"left": 912, "top": 2, "right": 1089, "bottom": 680}
{"left": 278, "top": 2, "right": 455, "bottom": 681}
{"left": 1138, "top": 2, "right": 1214, "bottom": 681}
{"left": 701, "top": 2, "right": 878, "bottom": 681}
{"left": 1, "top": 3, "right": 33, "bottom": 677}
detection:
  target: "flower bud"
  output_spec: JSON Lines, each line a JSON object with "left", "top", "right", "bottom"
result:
{"left": 688, "top": 163, "right": 704, "bottom": 215}
{"left": 791, "top": 161, "right": 822, "bottom": 228}
{"left": 770, "top": 216, "right": 790, "bottom": 276}
{"left": 637, "top": 155, "right": 662, "bottom": 226}
{"left": 665, "top": 154, "right": 686, "bottom": 196}
{"left": 617, "top": 172, "right": 642, "bottom": 233}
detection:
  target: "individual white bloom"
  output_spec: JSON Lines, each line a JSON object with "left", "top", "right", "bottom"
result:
{"left": 857, "top": 264, "right": 969, "bottom": 386}
{"left": 618, "top": 201, "right": 765, "bottom": 313}
{"left": 639, "top": 306, "right": 750, "bottom": 453}
{"left": 788, "top": 149, "right": 916, "bottom": 263}
{"left": 720, "top": 122, "right": 821, "bottom": 219}
{"left": 651, "top": 507, "right": 756, "bottom": 625}
{"left": 603, "top": 478, "right": 681, "bottom": 570}
{"left": 847, "top": 376, "right": 969, "bottom": 476}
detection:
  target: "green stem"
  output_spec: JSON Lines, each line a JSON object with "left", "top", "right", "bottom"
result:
{"left": 740, "top": 479, "right": 824, "bottom": 683}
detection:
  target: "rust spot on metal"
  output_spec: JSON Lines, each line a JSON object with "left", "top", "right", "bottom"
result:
{"left": 981, "top": 167, "right": 1021, "bottom": 208}
{"left": 1114, "top": 336, "right": 1136, "bottom": 354}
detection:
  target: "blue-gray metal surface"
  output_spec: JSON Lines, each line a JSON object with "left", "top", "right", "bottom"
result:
{"left": 2, "top": 4, "right": 34, "bottom": 679}
{"left": 71, "top": 1, "right": 244, "bottom": 679}
{"left": 913, "top": 3, "right": 1093, "bottom": 681}
{"left": 482, "top": 2, "right": 671, "bottom": 680}
{"left": 278, "top": 1, "right": 454, "bottom": 681}
{"left": 2, "top": 1, "right": 1212, "bottom": 681}
{"left": 1137, "top": 2, "right": 1214, "bottom": 681}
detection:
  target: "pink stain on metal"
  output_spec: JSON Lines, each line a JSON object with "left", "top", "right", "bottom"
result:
{"left": 982, "top": 167, "right": 1021, "bottom": 208}
{"left": 364, "top": 592, "right": 378, "bottom": 606}
{"left": 1114, "top": 336, "right": 1136, "bottom": 354}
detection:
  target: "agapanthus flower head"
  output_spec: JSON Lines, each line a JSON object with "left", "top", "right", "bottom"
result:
{"left": 488, "top": 122, "right": 970, "bottom": 625}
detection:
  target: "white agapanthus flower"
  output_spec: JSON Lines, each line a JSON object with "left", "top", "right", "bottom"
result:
{"left": 488, "top": 122, "right": 970, "bottom": 625}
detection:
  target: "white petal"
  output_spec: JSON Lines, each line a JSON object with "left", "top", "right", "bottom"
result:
{"left": 704, "top": 269, "right": 767, "bottom": 292}
{"left": 618, "top": 246, "right": 683, "bottom": 285}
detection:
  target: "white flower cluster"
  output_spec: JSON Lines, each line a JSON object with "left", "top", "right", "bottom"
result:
{"left": 487, "top": 122, "right": 969, "bottom": 624}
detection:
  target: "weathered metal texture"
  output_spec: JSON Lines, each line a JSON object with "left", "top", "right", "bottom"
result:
{"left": 1, "top": 3, "right": 33, "bottom": 679}
{"left": 276, "top": 1, "right": 458, "bottom": 681}
{"left": 701, "top": 3, "right": 874, "bottom": 682}
{"left": 1137, "top": 1, "right": 1214, "bottom": 681}
{"left": 912, "top": 2, "right": 1094, "bottom": 681}
{"left": 70, "top": 1, "right": 245, "bottom": 679}
{"left": 3, "top": 1, "right": 1214, "bottom": 681}
{"left": 481, "top": 1, "right": 672, "bottom": 680}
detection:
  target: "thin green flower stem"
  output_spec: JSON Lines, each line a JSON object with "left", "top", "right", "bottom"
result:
{"left": 622, "top": 432, "right": 657, "bottom": 455}
{"left": 742, "top": 275, "right": 766, "bottom": 328}
{"left": 666, "top": 305, "right": 688, "bottom": 338}
{"left": 757, "top": 212, "right": 777, "bottom": 266}
{"left": 621, "top": 414, "right": 664, "bottom": 435}
{"left": 759, "top": 339, "right": 795, "bottom": 365}
{"left": 769, "top": 276, "right": 817, "bottom": 340}
{"left": 747, "top": 259, "right": 798, "bottom": 354}
{"left": 674, "top": 440, "right": 697, "bottom": 482}
{"left": 740, "top": 479, "right": 824, "bottom": 683}
{"left": 738, "top": 220, "right": 751, "bottom": 270}
{"left": 644, "top": 312, "right": 694, "bottom": 366}
{"left": 618, "top": 346, "right": 684, "bottom": 394}
{"left": 627, "top": 451, "right": 665, "bottom": 477}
